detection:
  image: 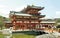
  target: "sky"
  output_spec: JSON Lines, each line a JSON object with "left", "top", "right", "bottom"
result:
{"left": 0, "top": 0, "right": 60, "bottom": 19}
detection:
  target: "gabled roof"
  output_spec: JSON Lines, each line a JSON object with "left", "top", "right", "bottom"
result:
{"left": 4, "top": 21, "right": 11, "bottom": 23}
{"left": 10, "top": 11, "right": 45, "bottom": 18}
{"left": 10, "top": 11, "right": 32, "bottom": 16}
{"left": 10, "top": 5, "right": 45, "bottom": 18}
{"left": 27, "top": 5, "right": 44, "bottom": 10}
{"left": 40, "top": 21, "right": 55, "bottom": 23}
{"left": 21, "top": 5, "right": 44, "bottom": 13}
{"left": 14, "top": 13, "right": 32, "bottom": 16}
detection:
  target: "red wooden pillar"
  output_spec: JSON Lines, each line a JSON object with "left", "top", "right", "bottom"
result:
{"left": 13, "top": 21, "right": 16, "bottom": 30}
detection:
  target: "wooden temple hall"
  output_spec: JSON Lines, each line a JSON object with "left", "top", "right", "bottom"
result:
{"left": 9, "top": 5, "right": 46, "bottom": 30}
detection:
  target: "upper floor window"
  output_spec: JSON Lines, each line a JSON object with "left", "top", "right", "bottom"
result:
{"left": 16, "top": 21, "right": 20, "bottom": 23}
{"left": 20, "top": 21, "right": 22, "bottom": 23}
{"left": 31, "top": 21, "right": 35, "bottom": 23}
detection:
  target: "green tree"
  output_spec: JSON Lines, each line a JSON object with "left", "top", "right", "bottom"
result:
{"left": 56, "top": 18, "right": 60, "bottom": 23}
{"left": 0, "top": 16, "right": 4, "bottom": 30}
{"left": 55, "top": 18, "right": 60, "bottom": 27}
{"left": 0, "top": 21, "right": 4, "bottom": 30}
{"left": 0, "top": 16, "right": 11, "bottom": 30}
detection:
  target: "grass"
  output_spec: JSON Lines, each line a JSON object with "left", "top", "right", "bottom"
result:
{"left": 12, "top": 33, "right": 35, "bottom": 38}
{"left": 0, "top": 32, "right": 4, "bottom": 38}
{"left": 0, "top": 32, "right": 35, "bottom": 38}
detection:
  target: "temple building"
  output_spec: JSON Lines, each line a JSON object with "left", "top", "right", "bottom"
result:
{"left": 9, "top": 5, "right": 45, "bottom": 30}
{"left": 40, "top": 19, "right": 55, "bottom": 28}
{"left": 4, "top": 21, "right": 13, "bottom": 28}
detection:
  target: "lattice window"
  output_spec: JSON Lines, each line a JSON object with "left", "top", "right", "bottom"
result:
{"left": 20, "top": 21, "right": 22, "bottom": 23}
{"left": 16, "top": 21, "right": 20, "bottom": 23}
{"left": 31, "top": 21, "right": 35, "bottom": 23}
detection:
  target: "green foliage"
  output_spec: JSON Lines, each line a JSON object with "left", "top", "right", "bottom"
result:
{"left": 0, "top": 16, "right": 10, "bottom": 29}
{"left": 0, "top": 16, "right": 4, "bottom": 30}
{"left": 56, "top": 18, "right": 60, "bottom": 23}
{"left": 56, "top": 25, "right": 60, "bottom": 28}
{"left": 55, "top": 18, "right": 60, "bottom": 26}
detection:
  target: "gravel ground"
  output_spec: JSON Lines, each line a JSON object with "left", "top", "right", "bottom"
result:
{"left": 36, "top": 32, "right": 60, "bottom": 38}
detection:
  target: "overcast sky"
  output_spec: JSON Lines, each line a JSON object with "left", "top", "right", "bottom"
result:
{"left": 0, "top": 0, "right": 60, "bottom": 18}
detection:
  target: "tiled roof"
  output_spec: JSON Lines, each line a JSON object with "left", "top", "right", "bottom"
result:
{"left": 27, "top": 5, "right": 44, "bottom": 9}
{"left": 14, "top": 13, "right": 32, "bottom": 16}
{"left": 4, "top": 21, "right": 11, "bottom": 23}
{"left": 10, "top": 11, "right": 32, "bottom": 16}
{"left": 40, "top": 21, "right": 55, "bottom": 23}
{"left": 20, "top": 5, "right": 44, "bottom": 13}
{"left": 10, "top": 11, "right": 45, "bottom": 17}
